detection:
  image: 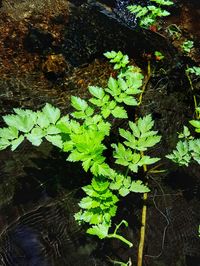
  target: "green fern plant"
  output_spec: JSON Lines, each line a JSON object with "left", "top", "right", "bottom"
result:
{"left": 186, "top": 66, "right": 200, "bottom": 76}
{"left": 181, "top": 40, "right": 194, "bottom": 54}
{"left": 127, "top": 0, "right": 174, "bottom": 29}
{"left": 0, "top": 51, "right": 161, "bottom": 250}
{"left": 166, "top": 108, "right": 200, "bottom": 166}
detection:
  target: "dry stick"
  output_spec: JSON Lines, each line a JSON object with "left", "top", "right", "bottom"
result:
{"left": 137, "top": 60, "right": 151, "bottom": 266}
{"left": 137, "top": 159, "right": 148, "bottom": 266}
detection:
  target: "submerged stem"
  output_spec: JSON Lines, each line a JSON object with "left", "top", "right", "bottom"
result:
{"left": 107, "top": 233, "right": 133, "bottom": 248}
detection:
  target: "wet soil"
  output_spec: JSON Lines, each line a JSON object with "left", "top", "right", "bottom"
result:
{"left": 0, "top": 0, "right": 200, "bottom": 265}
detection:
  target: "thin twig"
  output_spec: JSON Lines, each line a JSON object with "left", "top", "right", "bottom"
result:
{"left": 185, "top": 67, "right": 198, "bottom": 118}
{"left": 144, "top": 189, "right": 170, "bottom": 259}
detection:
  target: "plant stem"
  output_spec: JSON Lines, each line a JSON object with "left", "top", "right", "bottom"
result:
{"left": 137, "top": 153, "right": 148, "bottom": 266}
{"left": 186, "top": 68, "right": 198, "bottom": 118}
{"left": 107, "top": 256, "right": 132, "bottom": 266}
{"left": 107, "top": 233, "right": 133, "bottom": 248}
{"left": 125, "top": 167, "right": 129, "bottom": 178}
{"left": 138, "top": 60, "right": 151, "bottom": 105}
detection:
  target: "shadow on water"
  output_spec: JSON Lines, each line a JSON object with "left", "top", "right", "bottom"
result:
{"left": 0, "top": 142, "right": 112, "bottom": 265}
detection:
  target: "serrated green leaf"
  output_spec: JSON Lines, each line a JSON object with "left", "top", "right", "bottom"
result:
{"left": 36, "top": 111, "right": 50, "bottom": 128}
{"left": 102, "top": 95, "right": 110, "bottom": 104}
{"left": 0, "top": 127, "right": 18, "bottom": 140}
{"left": 91, "top": 177, "right": 110, "bottom": 192}
{"left": 132, "top": 152, "right": 141, "bottom": 163}
{"left": 97, "top": 121, "right": 111, "bottom": 136}
{"left": 137, "top": 135, "right": 161, "bottom": 150}
{"left": 13, "top": 108, "right": 34, "bottom": 117}
{"left": 71, "top": 96, "right": 88, "bottom": 111}
{"left": 109, "top": 205, "right": 118, "bottom": 217}
{"left": 82, "top": 158, "right": 92, "bottom": 172}
{"left": 123, "top": 96, "right": 138, "bottom": 106}
{"left": 26, "top": 136, "right": 42, "bottom": 146}
{"left": 3, "top": 114, "right": 35, "bottom": 133}
{"left": 129, "top": 163, "right": 139, "bottom": 173}
{"left": 118, "top": 78, "right": 128, "bottom": 91}
{"left": 190, "top": 120, "right": 200, "bottom": 130}
{"left": 123, "top": 176, "right": 131, "bottom": 188}
{"left": 26, "top": 127, "right": 44, "bottom": 146}
{"left": 97, "top": 163, "right": 112, "bottom": 177}
{"left": 74, "top": 210, "right": 93, "bottom": 223}
{"left": 138, "top": 115, "right": 154, "bottom": 134}
{"left": 189, "top": 139, "right": 200, "bottom": 164}
{"left": 74, "top": 210, "right": 83, "bottom": 222}
{"left": 110, "top": 51, "right": 123, "bottom": 63}
{"left": 177, "top": 140, "right": 189, "bottom": 156}
{"left": 45, "top": 135, "right": 63, "bottom": 148}
{"left": 101, "top": 107, "right": 111, "bottom": 118}
{"left": 137, "top": 6, "right": 148, "bottom": 17}
{"left": 166, "top": 140, "right": 191, "bottom": 166}
{"left": 82, "top": 185, "right": 98, "bottom": 197}
{"left": 46, "top": 125, "right": 61, "bottom": 135}
{"left": 112, "top": 143, "right": 133, "bottom": 166}
{"left": 119, "top": 187, "right": 130, "bottom": 197}
{"left": 119, "top": 128, "right": 133, "bottom": 142}
{"left": 151, "top": 0, "right": 173, "bottom": 5}
{"left": 107, "top": 77, "right": 120, "bottom": 96}
{"left": 56, "top": 116, "right": 71, "bottom": 134}
{"left": 31, "top": 127, "right": 43, "bottom": 136}
{"left": 90, "top": 213, "right": 104, "bottom": 224}
{"left": 79, "top": 196, "right": 97, "bottom": 209}
{"left": 130, "top": 180, "right": 150, "bottom": 193}
{"left": 88, "top": 86, "right": 105, "bottom": 99}
{"left": 138, "top": 155, "right": 160, "bottom": 166}
{"left": 71, "top": 111, "right": 87, "bottom": 119}
{"left": 0, "top": 138, "right": 10, "bottom": 150}
{"left": 111, "top": 106, "right": 128, "bottom": 118}
{"left": 129, "top": 121, "right": 141, "bottom": 138}
{"left": 110, "top": 180, "right": 122, "bottom": 190}
{"left": 89, "top": 98, "right": 103, "bottom": 107}
{"left": 107, "top": 100, "right": 117, "bottom": 110}
{"left": 128, "top": 5, "right": 146, "bottom": 17}
{"left": 67, "top": 150, "right": 84, "bottom": 162}
{"left": 85, "top": 106, "right": 94, "bottom": 116}
{"left": 113, "top": 63, "right": 121, "bottom": 70}
{"left": 183, "top": 126, "right": 191, "bottom": 137}
{"left": 63, "top": 141, "right": 74, "bottom": 152}
{"left": 87, "top": 223, "right": 109, "bottom": 239}
{"left": 42, "top": 103, "right": 60, "bottom": 124}
{"left": 104, "top": 51, "right": 117, "bottom": 59}
{"left": 121, "top": 55, "right": 129, "bottom": 67}
{"left": 11, "top": 135, "right": 24, "bottom": 151}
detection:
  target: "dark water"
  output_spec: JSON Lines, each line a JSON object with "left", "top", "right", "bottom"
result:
{"left": 0, "top": 143, "right": 111, "bottom": 266}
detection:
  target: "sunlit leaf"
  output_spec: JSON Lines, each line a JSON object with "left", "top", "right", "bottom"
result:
{"left": 71, "top": 96, "right": 88, "bottom": 111}
{"left": 42, "top": 103, "right": 60, "bottom": 124}
{"left": 11, "top": 135, "right": 24, "bottom": 151}
{"left": 130, "top": 180, "right": 150, "bottom": 193}
{"left": 45, "top": 135, "right": 63, "bottom": 148}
